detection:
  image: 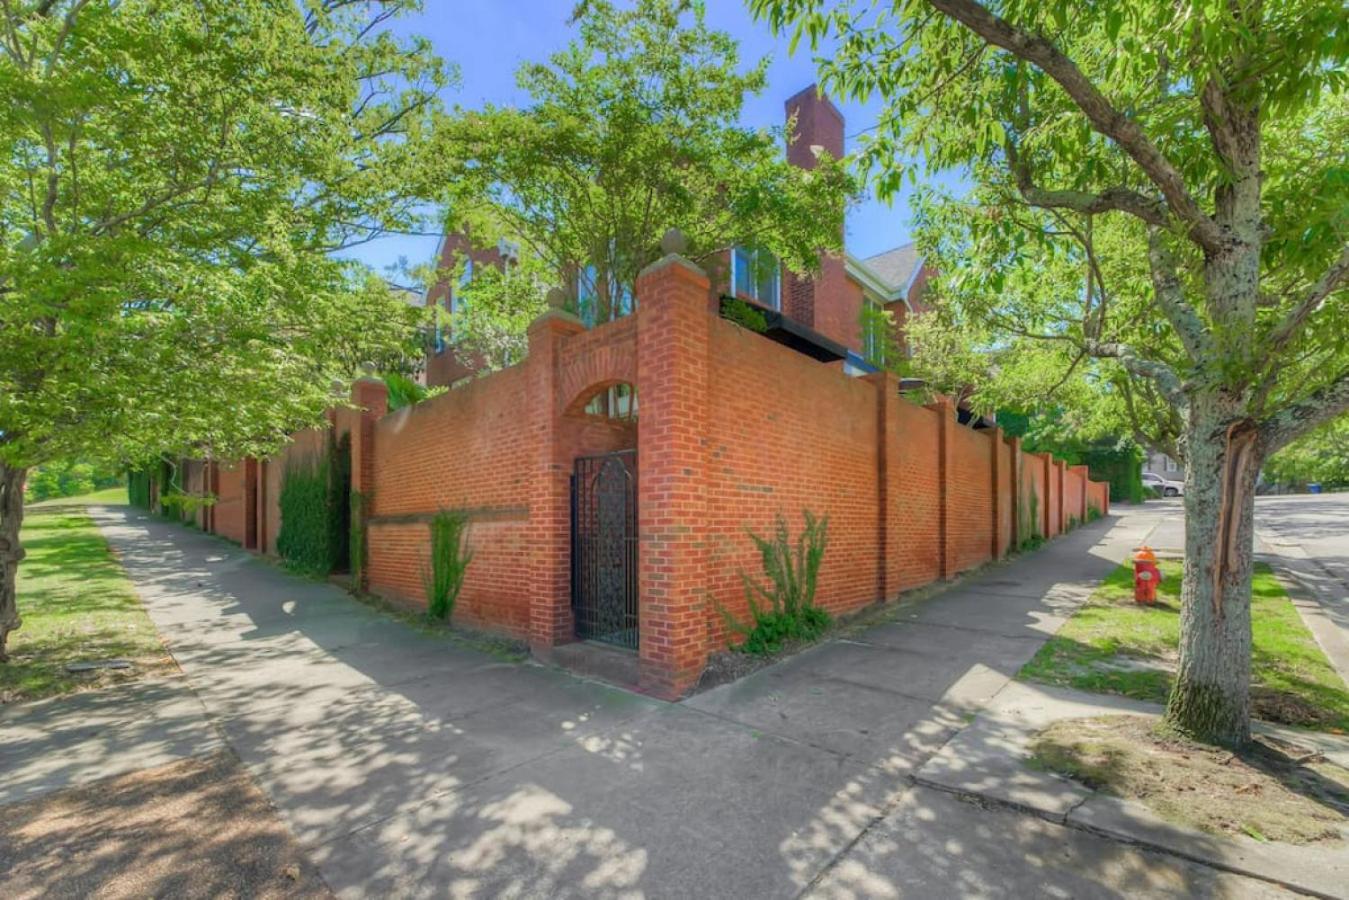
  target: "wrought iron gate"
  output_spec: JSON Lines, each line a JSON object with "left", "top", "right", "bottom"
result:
{"left": 571, "top": 450, "right": 638, "bottom": 649}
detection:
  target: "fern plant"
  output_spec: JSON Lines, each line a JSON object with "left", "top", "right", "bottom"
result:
{"left": 722, "top": 509, "right": 831, "bottom": 655}
{"left": 423, "top": 508, "right": 473, "bottom": 620}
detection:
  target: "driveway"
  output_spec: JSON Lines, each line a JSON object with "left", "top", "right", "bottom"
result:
{"left": 13, "top": 502, "right": 1289, "bottom": 897}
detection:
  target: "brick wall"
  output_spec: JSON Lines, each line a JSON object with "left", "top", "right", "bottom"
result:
{"left": 886, "top": 393, "right": 942, "bottom": 591}
{"left": 366, "top": 365, "right": 535, "bottom": 634}
{"left": 706, "top": 314, "right": 880, "bottom": 638}
{"left": 947, "top": 420, "right": 994, "bottom": 574}
{"left": 195, "top": 247, "right": 1109, "bottom": 699}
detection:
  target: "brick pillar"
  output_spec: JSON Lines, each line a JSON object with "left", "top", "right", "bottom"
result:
{"left": 1057, "top": 459, "right": 1068, "bottom": 533}
{"left": 349, "top": 378, "right": 388, "bottom": 499}
{"left": 989, "top": 427, "right": 1005, "bottom": 558}
{"left": 524, "top": 309, "right": 586, "bottom": 654}
{"left": 1071, "top": 465, "right": 1090, "bottom": 523}
{"left": 1042, "top": 453, "right": 1053, "bottom": 538}
{"left": 636, "top": 251, "right": 710, "bottom": 699}
{"left": 349, "top": 377, "right": 388, "bottom": 589}
{"left": 205, "top": 461, "right": 218, "bottom": 532}
{"left": 243, "top": 458, "right": 259, "bottom": 550}
{"left": 933, "top": 396, "right": 957, "bottom": 579}
{"left": 869, "top": 372, "right": 897, "bottom": 600}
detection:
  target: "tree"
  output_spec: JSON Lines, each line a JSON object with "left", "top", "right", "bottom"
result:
{"left": 432, "top": 0, "right": 853, "bottom": 363}
{"left": 1264, "top": 415, "right": 1349, "bottom": 489}
{"left": 755, "top": 0, "right": 1349, "bottom": 745}
{"left": 0, "top": 0, "right": 452, "bottom": 659}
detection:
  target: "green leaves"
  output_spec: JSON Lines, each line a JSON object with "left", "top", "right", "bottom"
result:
{"left": 434, "top": 0, "right": 853, "bottom": 337}
{"left": 0, "top": 0, "right": 447, "bottom": 471}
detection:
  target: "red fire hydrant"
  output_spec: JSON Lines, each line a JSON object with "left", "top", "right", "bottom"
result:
{"left": 1133, "top": 546, "right": 1160, "bottom": 605}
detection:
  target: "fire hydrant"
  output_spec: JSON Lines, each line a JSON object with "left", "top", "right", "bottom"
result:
{"left": 1133, "top": 546, "right": 1160, "bottom": 605}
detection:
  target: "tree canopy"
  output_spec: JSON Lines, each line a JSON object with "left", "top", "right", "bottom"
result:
{"left": 432, "top": 0, "right": 854, "bottom": 359}
{"left": 0, "top": 0, "right": 452, "bottom": 657}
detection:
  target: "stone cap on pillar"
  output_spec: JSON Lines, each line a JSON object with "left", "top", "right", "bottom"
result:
{"left": 637, "top": 228, "right": 708, "bottom": 285}
{"left": 528, "top": 286, "right": 585, "bottom": 339}
{"left": 352, "top": 376, "right": 390, "bottom": 418}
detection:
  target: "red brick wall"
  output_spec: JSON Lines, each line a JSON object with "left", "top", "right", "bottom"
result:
{"left": 705, "top": 315, "right": 880, "bottom": 640}
{"left": 995, "top": 436, "right": 1014, "bottom": 558}
{"left": 1064, "top": 466, "right": 1086, "bottom": 527}
{"left": 888, "top": 397, "right": 942, "bottom": 591}
{"left": 948, "top": 423, "right": 994, "bottom": 574}
{"left": 213, "top": 462, "right": 246, "bottom": 545}
{"left": 366, "top": 365, "right": 535, "bottom": 634}
{"left": 1022, "top": 453, "right": 1046, "bottom": 540}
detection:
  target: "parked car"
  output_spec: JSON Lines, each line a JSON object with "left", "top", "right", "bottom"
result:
{"left": 1142, "top": 472, "right": 1184, "bottom": 497}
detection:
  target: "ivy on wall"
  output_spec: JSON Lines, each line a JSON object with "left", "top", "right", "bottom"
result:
{"left": 277, "top": 433, "right": 351, "bottom": 575}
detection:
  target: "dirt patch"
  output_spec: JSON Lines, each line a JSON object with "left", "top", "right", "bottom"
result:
{"left": 1030, "top": 715, "right": 1349, "bottom": 845}
{"left": 1252, "top": 687, "right": 1344, "bottom": 731}
{"left": 0, "top": 750, "right": 330, "bottom": 899}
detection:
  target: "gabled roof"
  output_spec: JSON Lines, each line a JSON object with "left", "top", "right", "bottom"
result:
{"left": 862, "top": 243, "right": 920, "bottom": 291}
{"left": 845, "top": 241, "right": 925, "bottom": 310}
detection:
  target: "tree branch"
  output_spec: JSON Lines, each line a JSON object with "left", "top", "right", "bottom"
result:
{"left": 1146, "top": 228, "right": 1209, "bottom": 361}
{"left": 1084, "top": 339, "right": 1188, "bottom": 408}
{"left": 926, "top": 0, "right": 1224, "bottom": 253}
{"left": 1260, "top": 369, "right": 1349, "bottom": 454}
{"left": 1263, "top": 242, "right": 1349, "bottom": 362}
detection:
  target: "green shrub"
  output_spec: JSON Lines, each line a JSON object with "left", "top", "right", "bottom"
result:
{"left": 277, "top": 434, "right": 351, "bottom": 575}
{"left": 423, "top": 509, "right": 473, "bottom": 620}
{"left": 723, "top": 509, "right": 831, "bottom": 655}
{"left": 127, "top": 469, "right": 153, "bottom": 508}
{"left": 1086, "top": 501, "right": 1103, "bottom": 522}
{"left": 721, "top": 297, "right": 769, "bottom": 332}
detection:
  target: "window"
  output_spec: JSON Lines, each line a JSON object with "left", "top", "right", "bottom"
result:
{"left": 431, "top": 298, "right": 447, "bottom": 355}
{"left": 861, "top": 299, "right": 891, "bottom": 367}
{"left": 584, "top": 383, "right": 637, "bottom": 421}
{"left": 577, "top": 264, "right": 634, "bottom": 328}
{"left": 451, "top": 258, "right": 473, "bottom": 315}
{"left": 1165, "top": 457, "right": 1179, "bottom": 473}
{"left": 731, "top": 246, "right": 781, "bottom": 310}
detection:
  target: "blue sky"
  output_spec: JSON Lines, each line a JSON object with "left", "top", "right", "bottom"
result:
{"left": 344, "top": 0, "right": 958, "bottom": 277}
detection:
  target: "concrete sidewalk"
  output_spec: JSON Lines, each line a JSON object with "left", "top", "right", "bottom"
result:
{"left": 915, "top": 681, "right": 1349, "bottom": 899}
{"left": 58, "top": 501, "right": 1286, "bottom": 897}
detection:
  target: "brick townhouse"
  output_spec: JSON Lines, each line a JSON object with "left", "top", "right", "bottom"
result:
{"left": 425, "top": 85, "right": 934, "bottom": 390}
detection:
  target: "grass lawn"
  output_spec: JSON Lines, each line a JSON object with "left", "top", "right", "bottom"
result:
{"left": 1020, "top": 559, "right": 1349, "bottom": 732}
{"left": 29, "top": 485, "right": 130, "bottom": 508}
{"left": 1, "top": 493, "right": 174, "bottom": 703}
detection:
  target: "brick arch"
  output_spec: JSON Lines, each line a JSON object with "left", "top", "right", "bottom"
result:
{"left": 557, "top": 334, "right": 638, "bottom": 417}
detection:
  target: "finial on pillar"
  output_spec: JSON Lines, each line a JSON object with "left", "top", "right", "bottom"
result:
{"left": 529, "top": 285, "right": 583, "bottom": 333}
{"left": 660, "top": 228, "right": 687, "bottom": 256}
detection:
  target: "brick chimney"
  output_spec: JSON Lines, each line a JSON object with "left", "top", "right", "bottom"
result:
{"left": 783, "top": 85, "right": 850, "bottom": 342}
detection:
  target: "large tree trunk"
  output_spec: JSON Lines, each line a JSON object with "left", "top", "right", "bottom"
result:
{"left": 1164, "top": 399, "right": 1261, "bottom": 746}
{"left": 0, "top": 462, "right": 28, "bottom": 662}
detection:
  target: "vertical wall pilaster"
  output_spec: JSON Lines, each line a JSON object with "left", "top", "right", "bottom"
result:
{"left": 1057, "top": 459, "right": 1067, "bottom": 533}
{"left": 989, "top": 426, "right": 1004, "bottom": 558}
{"left": 868, "top": 372, "right": 897, "bottom": 600}
{"left": 1072, "top": 464, "right": 1090, "bottom": 523}
{"left": 636, "top": 252, "right": 710, "bottom": 699}
{"left": 934, "top": 396, "right": 956, "bottom": 580}
{"left": 1042, "top": 453, "right": 1053, "bottom": 538}
{"left": 525, "top": 312, "right": 586, "bottom": 654}
{"left": 349, "top": 377, "right": 388, "bottom": 589}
